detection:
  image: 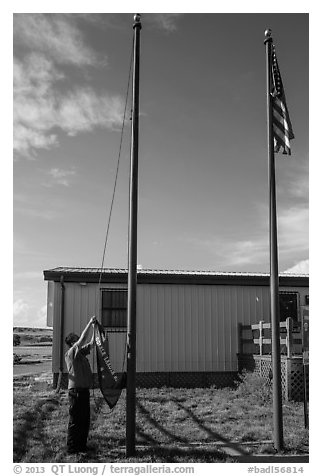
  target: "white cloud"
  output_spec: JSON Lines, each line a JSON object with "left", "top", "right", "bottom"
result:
{"left": 225, "top": 238, "right": 268, "bottom": 267}
{"left": 278, "top": 206, "right": 309, "bottom": 255}
{"left": 13, "top": 13, "right": 104, "bottom": 67}
{"left": 13, "top": 15, "right": 124, "bottom": 158}
{"left": 185, "top": 235, "right": 268, "bottom": 270}
{"left": 46, "top": 168, "right": 76, "bottom": 187}
{"left": 13, "top": 299, "right": 30, "bottom": 322}
{"left": 58, "top": 88, "right": 124, "bottom": 135}
{"left": 287, "top": 172, "right": 309, "bottom": 200}
{"left": 13, "top": 124, "right": 58, "bottom": 158}
{"left": 278, "top": 157, "right": 309, "bottom": 201}
{"left": 146, "top": 14, "right": 183, "bottom": 32}
{"left": 13, "top": 54, "right": 124, "bottom": 157}
{"left": 283, "top": 259, "right": 309, "bottom": 274}
{"left": 37, "top": 305, "right": 47, "bottom": 323}
{"left": 184, "top": 203, "right": 308, "bottom": 271}
{"left": 13, "top": 299, "right": 47, "bottom": 327}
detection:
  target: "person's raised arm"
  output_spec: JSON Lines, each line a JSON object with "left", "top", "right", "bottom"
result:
{"left": 74, "top": 315, "right": 97, "bottom": 349}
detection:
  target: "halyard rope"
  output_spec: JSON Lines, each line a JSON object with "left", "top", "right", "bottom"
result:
{"left": 91, "top": 35, "right": 134, "bottom": 412}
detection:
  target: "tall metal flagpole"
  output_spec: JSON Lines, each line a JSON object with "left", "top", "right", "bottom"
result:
{"left": 264, "top": 28, "right": 284, "bottom": 451}
{"left": 126, "top": 13, "right": 141, "bottom": 458}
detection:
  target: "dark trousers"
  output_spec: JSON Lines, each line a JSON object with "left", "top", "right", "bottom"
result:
{"left": 67, "top": 388, "right": 90, "bottom": 452}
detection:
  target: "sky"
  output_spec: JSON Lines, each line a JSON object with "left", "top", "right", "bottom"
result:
{"left": 11, "top": 8, "right": 310, "bottom": 328}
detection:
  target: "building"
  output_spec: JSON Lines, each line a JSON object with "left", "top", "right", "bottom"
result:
{"left": 43, "top": 267, "right": 309, "bottom": 388}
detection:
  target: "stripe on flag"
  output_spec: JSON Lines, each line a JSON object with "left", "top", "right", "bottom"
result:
{"left": 271, "top": 45, "right": 294, "bottom": 155}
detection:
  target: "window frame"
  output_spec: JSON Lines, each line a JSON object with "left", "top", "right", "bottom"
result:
{"left": 101, "top": 288, "right": 128, "bottom": 332}
{"left": 279, "top": 291, "right": 299, "bottom": 322}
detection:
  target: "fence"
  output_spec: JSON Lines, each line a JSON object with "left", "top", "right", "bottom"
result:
{"left": 237, "top": 317, "right": 308, "bottom": 402}
{"left": 238, "top": 317, "right": 302, "bottom": 357}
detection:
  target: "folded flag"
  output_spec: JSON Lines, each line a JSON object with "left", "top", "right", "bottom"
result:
{"left": 94, "top": 321, "right": 126, "bottom": 409}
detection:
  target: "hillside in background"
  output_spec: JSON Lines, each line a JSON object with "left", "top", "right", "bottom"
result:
{"left": 13, "top": 327, "right": 53, "bottom": 346}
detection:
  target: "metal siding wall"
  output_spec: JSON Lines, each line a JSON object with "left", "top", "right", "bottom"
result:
{"left": 52, "top": 282, "right": 126, "bottom": 374}
{"left": 178, "top": 285, "right": 187, "bottom": 370}
{"left": 46, "top": 281, "right": 54, "bottom": 327}
{"left": 50, "top": 280, "right": 309, "bottom": 375}
{"left": 216, "top": 286, "right": 224, "bottom": 371}
{"left": 136, "top": 283, "right": 295, "bottom": 373}
{"left": 52, "top": 282, "right": 61, "bottom": 372}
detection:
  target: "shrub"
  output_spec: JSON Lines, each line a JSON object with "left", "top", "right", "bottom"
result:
{"left": 13, "top": 334, "right": 21, "bottom": 346}
{"left": 14, "top": 354, "right": 22, "bottom": 364}
{"left": 38, "top": 336, "right": 52, "bottom": 343}
{"left": 235, "top": 370, "right": 272, "bottom": 405}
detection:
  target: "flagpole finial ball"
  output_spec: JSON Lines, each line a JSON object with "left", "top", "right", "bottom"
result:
{"left": 265, "top": 29, "right": 272, "bottom": 39}
{"left": 134, "top": 14, "right": 141, "bottom": 23}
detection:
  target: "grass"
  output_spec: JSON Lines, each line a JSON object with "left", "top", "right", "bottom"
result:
{"left": 13, "top": 372, "right": 309, "bottom": 463}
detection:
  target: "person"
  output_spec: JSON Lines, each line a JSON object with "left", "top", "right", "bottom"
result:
{"left": 65, "top": 315, "right": 97, "bottom": 454}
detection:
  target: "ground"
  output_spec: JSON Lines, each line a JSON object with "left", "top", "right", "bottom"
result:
{"left": 13, "top": 328, "right": 309, "bottom": 463}
{"left": 13, "top": 373, "right": 309, "bottom": 463}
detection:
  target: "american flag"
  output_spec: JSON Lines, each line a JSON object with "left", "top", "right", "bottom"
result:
{"left": 271, "top": 45, "right": 294, "bottom": 155}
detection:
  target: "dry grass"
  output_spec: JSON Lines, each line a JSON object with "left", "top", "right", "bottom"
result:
{"left": 13, "top": 372, "right": 309, "bottom": 463}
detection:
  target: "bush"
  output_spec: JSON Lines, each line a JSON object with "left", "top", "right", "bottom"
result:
{"left": 13, "top": 334, "right": 21, "bottom": 346}
{"left": 13, "top": 354, "right": 22, "bottom": 364}
{"left": 38, "top": 336, "right": 52, "bottom": 343}
{"left": 235, "top": 370, "right": 272, "bottom": 405}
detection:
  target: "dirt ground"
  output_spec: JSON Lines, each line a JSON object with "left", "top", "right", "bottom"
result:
{"left": 13, "top": 345, "right": 52, "bottom": 377}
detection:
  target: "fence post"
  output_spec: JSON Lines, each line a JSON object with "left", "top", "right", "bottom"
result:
{"left": 259, "top": 320, "right": 264, "bottom": 356}
{"left": 259, "top": 320, "right": 264, "bottom": 377}
{"left": 286, "top": 317, "right": 293, "bottom": 359}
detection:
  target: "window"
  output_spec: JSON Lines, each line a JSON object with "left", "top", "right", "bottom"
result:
{"left": 279, "top": 292, "right": 298, "bottom": 322}
{"left": 101, "top": 289, "right": 127, "bottom": 330}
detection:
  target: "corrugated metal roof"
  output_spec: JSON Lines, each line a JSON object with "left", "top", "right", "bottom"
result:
{"left": 43, "top": 267, "right": 309, "bottom": 287}
{"left": 44, "top": 266, "right": 308, "bottom": 278}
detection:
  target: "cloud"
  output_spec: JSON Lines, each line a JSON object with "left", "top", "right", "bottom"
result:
{"left": 13, "top": 124, "right": 58, "bottom": 157}
{"left": 184, "top": 203, "right": 308, "bottom": 271}
{"left": 278, "top": 206, "right": 309, "bottom": 255}
{"left": 13, "top": 299, "right": 30, "bottom": 322}
{"left": 13, "top": 14, "right": 125, "bottom": 157}
{"left": 13, "top": 13, "right": 104, "bottom": 67}
{"left": 145, "top": 14, "right": 183, "bottom": 32}
{"left": 37, "top": 305, "right": 48, "bottom": 324}
{"left": 287, "top": 172, "right": 309, "bottom": 200}
{"left": 283, "top": 259, "right": 309, "bottom": 274}
{"left": 278, "top": 157, "right": 309, "bottom": 202}
{"left": 58, "top": 88, "right": 124, "bottom": 135}
{"left": 13, "top": 54, "right": 124, "bottom": 157}
{"left": 185, "top": 235, "right": 268, "bottom": 270}
{"left": 46, "top": 168, "right": 76, "bottom": 187}
{"left": 13, "top": 299, "right": 47, "bottom": 327}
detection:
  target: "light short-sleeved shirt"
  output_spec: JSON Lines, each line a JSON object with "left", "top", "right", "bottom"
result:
{"left": 65, "top": 343, "right": 92, "bottom": 389}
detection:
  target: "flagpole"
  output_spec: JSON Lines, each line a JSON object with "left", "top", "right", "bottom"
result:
{"left": 264, "top": 28, "right": 284, "bottom": 451}
{"left": 126, "top": 13, "right": 141, "bottom": 458}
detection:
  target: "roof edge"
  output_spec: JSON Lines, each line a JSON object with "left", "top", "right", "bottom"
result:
{"left": 43, "top": 267, "right": 309, "bottom": 287}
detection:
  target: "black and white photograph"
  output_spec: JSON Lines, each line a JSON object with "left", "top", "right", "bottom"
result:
{"left": 10, "top": 3, "right": 313, "bottom": 471}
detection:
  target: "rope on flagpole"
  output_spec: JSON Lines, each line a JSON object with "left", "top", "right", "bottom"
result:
{"left": 95, "top": 36, "right": 134, "bottom": 315}
{"left": 91, "top": 34, "right": 134, "bottom": 413}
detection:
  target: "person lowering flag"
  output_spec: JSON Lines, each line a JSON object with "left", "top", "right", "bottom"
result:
{"left": 64, "top": 315, "right": 97, "bottom": 454}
